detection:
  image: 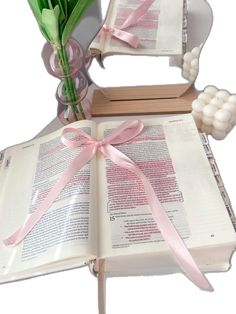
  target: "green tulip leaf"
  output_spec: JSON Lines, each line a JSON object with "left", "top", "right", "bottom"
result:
{"left": 28, "top": 0, "right": 95, "bottom": 46}
{"left": 66, "top": 0, "right": 79, "bottom": 15}
{"left": 28, "top": 0, "right": 51, "bottom": 42}
{"left": 62, "top": 0, "right": 94, "bottom": 45}
{"left": 37, "top": 0, "right": 49, "bottom": 11}
{"left": 53, "top": 0, "right": 67, "bottom": 16}
{"left": 47, "top": 0, "right": 54, "bottom": 10}
{"left": 57, "top": 0, "right": 66, "bottom": 19}
{"left": 57, "top": 0, "right": 67, "bottom": 34}
{"left": 28, "top": 0, "right": 42, "bottom": 24}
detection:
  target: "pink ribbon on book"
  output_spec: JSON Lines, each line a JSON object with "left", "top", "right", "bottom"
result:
{"left": 102, "top": 0, "right": 155, "bottom": 48}
{"left": 4, "top": 120, "right": 213, "bottom": 292}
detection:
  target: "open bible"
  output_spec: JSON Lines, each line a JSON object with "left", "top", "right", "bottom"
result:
{"left": 90, "top": 0, "right": 188, "bottom": 61}
{"left": 0, "top": 114, "right": 235, "bottom": 286}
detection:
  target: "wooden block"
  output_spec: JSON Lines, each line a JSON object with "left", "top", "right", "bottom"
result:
{"left": 91, "top": 85, "right": 196, "bottom": 117}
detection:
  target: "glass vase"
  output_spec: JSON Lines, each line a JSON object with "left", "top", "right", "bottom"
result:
{"left": 42, "top": 38, "right": 91, "bottom": 124}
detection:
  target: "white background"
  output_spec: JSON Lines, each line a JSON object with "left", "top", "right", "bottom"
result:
{"left": 0, "top": 1, "right": 236, "bottom": 313}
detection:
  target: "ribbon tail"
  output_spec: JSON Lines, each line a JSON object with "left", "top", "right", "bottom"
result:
{"left": 4, "top": 144, "right": 96, "bottom": 246}
{"left": 100, "top": 144, "right": 213, "bottom": 292}
{"left": 120, "top": 0, "right": 155, "bottom": 29}
{"left": 103, "top": 26, "right": 140, "bottom": 48}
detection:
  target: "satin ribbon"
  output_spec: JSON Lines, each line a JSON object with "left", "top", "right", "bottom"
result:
{"left": 4, "top": 120, "right": 213, "bottom": 292}
{"left": 102, "top": 0, "right": 155, "bottom": 48}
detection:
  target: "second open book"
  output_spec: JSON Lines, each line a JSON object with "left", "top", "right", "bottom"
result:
{"left": 0, "top": 114, "right": 235, "bottom": 285}
{"left": 90, "top": 0, "right": 187, "bottom": 60}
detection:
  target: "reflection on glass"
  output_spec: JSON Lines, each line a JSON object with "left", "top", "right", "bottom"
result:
{"left": 87, "top": 0, "right": 213, "bottom": 88}
{"left": 90, "top": 55, "right": 187, "bottom": 87}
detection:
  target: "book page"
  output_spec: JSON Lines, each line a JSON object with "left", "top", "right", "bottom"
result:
{"left": 0, "top": 120, "right": 97, "bottom": 279}
{"left": 89, "top": 0, "right": 115, "bottom": 53}
{"left": 96, "top": 115, "right": 236, "bottom": 259}
{"left": 91, "top": 0, "right": 185, "bottom": 57}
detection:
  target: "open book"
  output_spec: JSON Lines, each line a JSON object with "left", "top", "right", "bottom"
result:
{"left": 0, "top": 114, "right": 235, "bottom": 285}
{"left": 90, "top": 0, "right": 188, "bottom": 60}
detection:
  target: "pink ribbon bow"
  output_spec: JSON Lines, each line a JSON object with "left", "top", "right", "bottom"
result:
{"left": 102, "top": 0, "right": 155, "bottom": 48}
{"left": 4, "top": 120, "right": 213, "bottom": 292}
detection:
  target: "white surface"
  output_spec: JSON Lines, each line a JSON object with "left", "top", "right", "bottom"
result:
{"left": 0, "top": 1, "right": 236, "bottom": 314}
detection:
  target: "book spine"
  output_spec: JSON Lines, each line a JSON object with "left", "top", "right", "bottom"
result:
{"left": 0, "top": 151, "right": 5, "bottom": 171}
{"left": 182, "top": 0, "right": 188, "bottom": 54}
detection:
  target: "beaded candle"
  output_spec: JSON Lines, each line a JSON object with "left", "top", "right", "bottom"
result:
{"left": 192, "top": 86, "right": 236, "bottom": 140}
{"left": 182, "top": 45, "right": 202, "bottom": 82}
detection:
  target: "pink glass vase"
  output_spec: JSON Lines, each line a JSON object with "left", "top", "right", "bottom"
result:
{"left": 42, "top": 38, "right": 91, "bottom": 124}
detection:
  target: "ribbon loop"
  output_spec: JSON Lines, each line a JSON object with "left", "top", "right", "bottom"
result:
{"left": 102, "top": 120, "right": 144, "bottom": 145}
{"left": 102, "top": 0, "right": 155, "bottom": 48}
{"left": 61, "top": 127, "right": 91, "bottom": 148}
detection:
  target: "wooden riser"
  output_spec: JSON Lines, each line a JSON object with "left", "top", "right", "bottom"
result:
{"left": 91, "top": 84, "right": 196, "bottom": 116}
